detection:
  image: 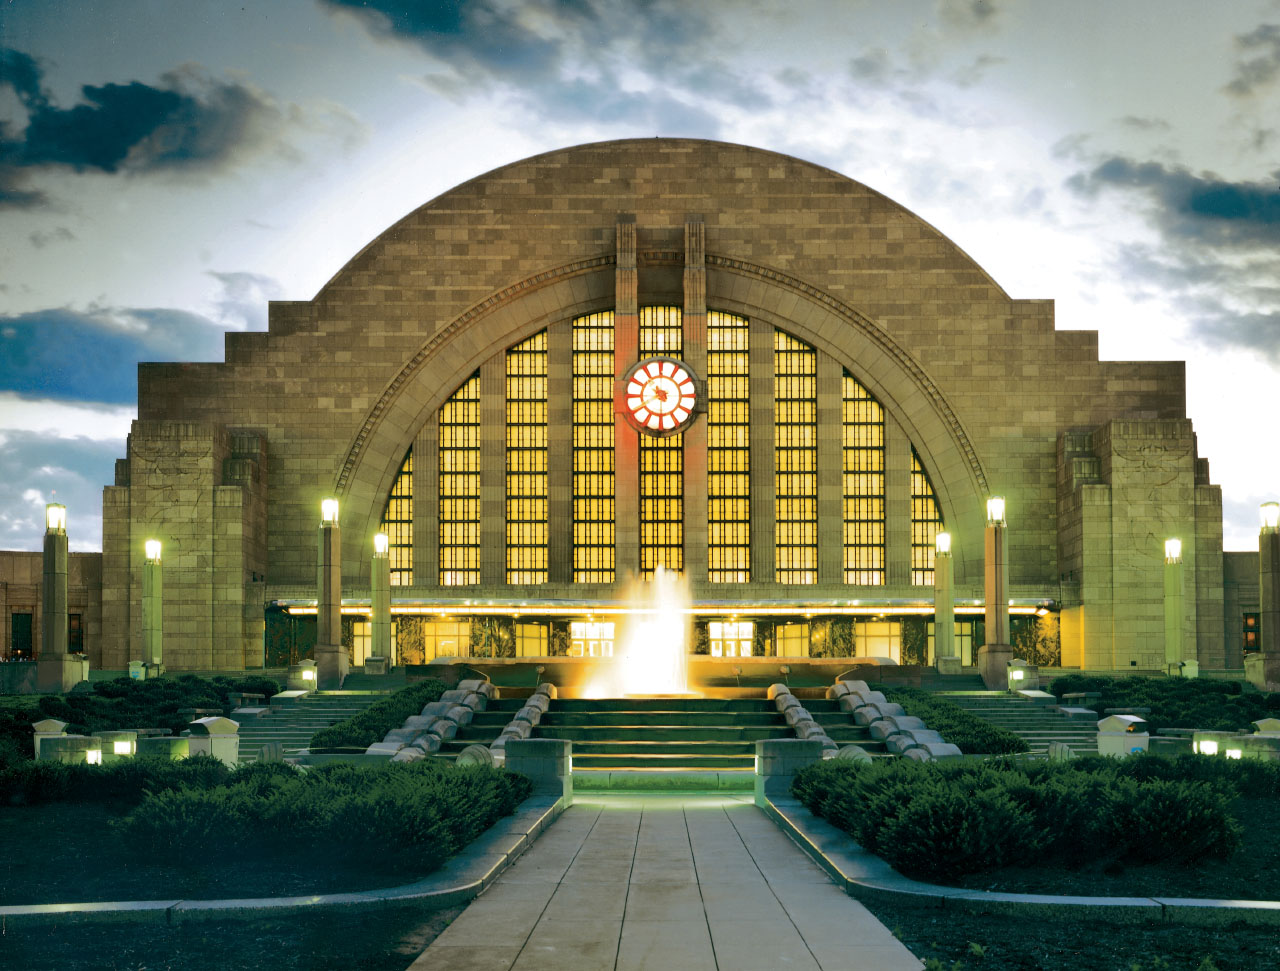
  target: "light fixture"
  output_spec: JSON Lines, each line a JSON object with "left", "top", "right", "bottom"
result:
{"left": 321, "top": 498, "right": 339, "bottom": 524}
{"left": 935, "top": 531, "right": 951, "bottom": 554}
{"left": 373, "top": 532, "right": 389, "bottom": 554}
{"left": 1226, "top": 748, "right": 1243, "bottom": 760}
{"left": 1262, "top": 502, "right": 1280, "bottom": 530}
{"left": 986, "top": 496, "right": 1006, "bottom": 525}
{"left": 1009, "top": 669, "right": 1025, "bottom": 681}
{"left": 1197, "top": 739, "right": 1219, "bottom": 756}
{"left": 302, "top": 669, "right": 316, "bottom": 682}
{"left": 113, "top": 740, "right": 132, "bottom": 756}
{"left": 1164, "top": 538, "right": 1182, "bottom": 563}
{"left": 45, "top": 503, "right": 67, "bottom": 532}
{"left": 86, "top": 748, "right": 102, "bottom": 765}
{"left": 144, "top": 539, "right": 162, "bottom": 562}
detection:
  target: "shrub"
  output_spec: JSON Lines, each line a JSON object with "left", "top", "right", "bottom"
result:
{"left": 0, "top": 754, "right": 232, "bottom": 807}
{"left": 114, "top": 760, "right": 533, "bottom": 876}
{"left": 309, "top": 679, "right": 447, "bottom": 750}
{"left": 882, "top": 686, "right": 1029, "bottom": 754}
{"left": 1048, "top": 675, "right": 1270, "bottom": 734}
{"left": 792, "top": 755, "right": 1246, "bottom": 882}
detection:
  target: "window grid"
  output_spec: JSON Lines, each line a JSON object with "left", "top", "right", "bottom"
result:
{"left": 506, "top": 331, "right": 549, "bottom": 584}
{"left": 438, "top": 373, "right": 480, "bottom": 585}
{"left": 573, "top": 312, "right": 616, "bottom": 583}
{"left": 774, "top": 330, "right": 817, "bottom": 584}
{"left": 707, "top": 311, "right": 751, "bottom": 583}
{"left": 380, "top": 449, "right": 413, "bottom": 586}
{"left": 842, "top": 373, "right": 885, "bottom": 585}
{"left": 911, "top": 449, "right": 945, "bottom": 585}
{"left": 640, "top": 307, "right": 684, "bottom": 577}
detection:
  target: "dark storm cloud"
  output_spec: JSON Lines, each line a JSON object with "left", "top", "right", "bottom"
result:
{"left": 320, "top": 0, "right": 766, "bottom": 128}
{"left": 1071, "top": 159, "right": 1280, "bottom": 362}
{"left": 0, "top": 432, "right": 123, "bottom": 552}
{"left": 1226, "top": 23, "right": 1280, "bottom": 97}
{"left": 1069, "top": 157, "right": 1280, "bottom": 248}
{"left": 0, "top": 47, "right": 281, "bottom": 208}
{"left": 0, "top": 306, "right": 228, "bottom": 404}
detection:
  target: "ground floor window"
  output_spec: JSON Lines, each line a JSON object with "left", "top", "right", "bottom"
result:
{"left": 927, "top": 620, "right": 978, "bottom": 666}
{"left": 516, "top": 622, "right": 549, "bottom": 657}
{"left": 69, "top": 613, "right": 83, "bottom": 653}
{"left": 709, "top": 620, "right": 754, "bottom": 657}
{"left": 776, "top": 622, "right": 810, "bottom": 657}
{"left": 570, "top": 621, "right": 614, "bottom": 657}
{"left": 1244, "top": 612, "right": 1260, "bottom": 653}
{"left": 9, "top": 612, "right": 32, "bottom": 660}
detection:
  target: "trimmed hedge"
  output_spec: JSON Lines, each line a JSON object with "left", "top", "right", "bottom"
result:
{"left": 882, "top": 686, "right": 1029, "bottom": 754}
{"left": 1049, "top": 674, "right": 1279, "bottom": 734}
{"left": 1, "top": 675, "right": 280, "bottom": 767}
{"left": 0, "top": 754, "right": 234, "bottom": 807}
{"left": 115, "top": 760, "right": 533, "bottom": 874}
{"left": 793, "top": 755, "right": 1244, "bottom": 881}
{"left": 309, "top": 679, "right": 447, "bottom": 751}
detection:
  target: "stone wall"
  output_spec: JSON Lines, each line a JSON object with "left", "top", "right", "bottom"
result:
{"left": 97, "top": 139, "right": 1220, "bottom": 669}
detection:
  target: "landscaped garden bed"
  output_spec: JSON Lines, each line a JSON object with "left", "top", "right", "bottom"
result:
{"left": 0, "top": 673, "right": 280, "bottom": 764}
{"left": 0, "top": 755, "right": 531, "bottom": 904}
{"left": 1050, "top": 673, "right": 1280, "bottom": 733}
{"left": 881, "top": 685, "right": 1029, "bottom": 754}
{"left": 308, "top": 678, "right": 447, "bottom": 752}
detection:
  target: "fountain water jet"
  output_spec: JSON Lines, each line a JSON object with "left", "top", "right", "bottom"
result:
{"left": 578, "top": 566, "right": 695, "bottom": 698}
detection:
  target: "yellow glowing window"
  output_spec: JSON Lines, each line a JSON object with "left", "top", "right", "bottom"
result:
{"left": 439, "top": 374, "right": 480, "bottom": 585}
{"left": 776, "top": 622, "right": 811, "bottom": 657}
{"left": 507, "top": 331, "right": 549, "bottom": 584}
{"left": 515, "top": 622, "right": 549, "bottom": 657}
{"left": 570, "top": 620, "right": 615, "bottom": 657}
{"left": 843, "top": 373, "right": 885, "bottom": 585}
{"left": 709, "top": 620, "right": 754, "bottom": 657}
{"left": 774, "top": 330, "right": 817, "bottom": 584}
{"left": 854, "top": 620, "right": 902, "bottom": 663}
{"left": 639, "top": 307, "right": 683, "bottom": 578}
{"left": 573, "top": 312, "right": 616, "bottom": 583}
{"left": 708, "top": 312, "right": 751, "bottom": 583}
{"left": 911, "top": 449, "right": 944, "bottom": 585}
{"left": 380, "top": 449, "right": 413, "bottom": 586}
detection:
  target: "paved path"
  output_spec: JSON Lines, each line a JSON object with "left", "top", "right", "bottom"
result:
{"left": 408, "top": 793, "right": 921, "bottom": 971}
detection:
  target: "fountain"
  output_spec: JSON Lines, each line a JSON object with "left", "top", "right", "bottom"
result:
{"left": 579, "top": 566, "right": 696, "bottom": 698}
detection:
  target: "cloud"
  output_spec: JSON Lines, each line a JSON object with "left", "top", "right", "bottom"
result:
{"left": 1226, "top": 23, "right": 1280, "bottom": 97}
{"left": 28, "top": 226, "right": 75, "bottom": 249}
{"left": 1068, "top": 157, "right": 1280, "bottom": 248}
{"left": 0, "top": 47, "right": 287, "bottom": 209}
{"left": 207, "top": 271, "right": 283, "bottom": 331}
{"left": 1068, "top": 157, "right": 1280, "bottom": 362}
{"left": 323, "top": 0, "right": 760, "bottom": 130}
{"left": 0, "top": 305, "right": 228, "bottom": 404}
{"left": 0, "top": 430, "right": 123, "bottom": 552}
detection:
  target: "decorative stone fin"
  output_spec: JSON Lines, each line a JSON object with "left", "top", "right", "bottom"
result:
{"left": 114, "top": 458, "right": 130, "bottom": 486}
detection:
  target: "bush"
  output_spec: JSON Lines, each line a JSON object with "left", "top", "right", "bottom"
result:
{"left": 0, "top": 754, "right": 232, "bottom": 807}
{"left": 309, "top": 679, "right": 447, "bottom": 750}
{"left": 882, "top": 686, "right": 1029, "bottom": 754}
{"left": 1048, "top": 675, "right": 1270, "bottom": 734}
{"left": 114, "top": 760, "right": 533, "bottom": 876}
{"left": 792, "top": 755, "right": 1246, "bottom": 881}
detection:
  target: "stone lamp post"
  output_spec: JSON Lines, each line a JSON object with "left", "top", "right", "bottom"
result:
{"left": 933, "top": 531, "right": 958, "bottom": 674}
{"left": 368, "top": 531, "right": 392, "bottom": 674}
{"left": 141, "top": 539, "right": 165, "bottom": 676}
{"left": 37, "top": 503, "right": 79, "bottom": 692}
{"left": 978, "top": 495, "right": 1013, "bottom": 689}
{"left": 1164, "top": 538, "right": 1195, "bottom": 677}
{"left": 315, "top": 498, "right": 348, "bottom": 688}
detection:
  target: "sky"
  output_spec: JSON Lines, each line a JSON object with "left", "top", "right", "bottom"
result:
{"left": 1, "top": 0, "right": 1279, "bottom": 554}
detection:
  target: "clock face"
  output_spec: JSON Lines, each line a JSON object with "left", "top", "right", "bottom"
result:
{"left": 625, "top": 357, "right": 697, "bottom": 434}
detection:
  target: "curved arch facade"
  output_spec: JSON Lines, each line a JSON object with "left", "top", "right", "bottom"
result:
{"left": 98, "top": 139, "right": 1226, "bottom": 675}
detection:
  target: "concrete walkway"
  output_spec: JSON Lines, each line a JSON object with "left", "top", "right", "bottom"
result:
{"left": 408, "top": 793, "right": 921, "bottom": 971}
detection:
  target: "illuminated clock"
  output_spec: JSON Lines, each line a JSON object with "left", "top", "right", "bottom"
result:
{"left": 624, "top": 356, "right": 698, "bottom": 435}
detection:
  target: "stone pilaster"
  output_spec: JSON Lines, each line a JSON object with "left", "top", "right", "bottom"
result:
{"left": 682, "top": 217, "right": 708, "bottom": 584}
{"left": 614, "top": 216, "right": 640, "bottom": 579}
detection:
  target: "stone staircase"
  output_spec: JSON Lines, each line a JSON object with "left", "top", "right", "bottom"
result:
{"left": 435, "top": 698, "right": 528, "bottom": 761}
{"left": 933, "top": 690, "right": 1099, "bottom": 757}
{"left": 528, "top": 697, "right": 884, "bottom": 776}
{"left": 237, "top": 691, "right": 388, "bottom": 763}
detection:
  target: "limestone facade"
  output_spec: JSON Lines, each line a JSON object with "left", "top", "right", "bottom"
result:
{"left": 0, "top": 139, "right": 1241, "bottom": 671}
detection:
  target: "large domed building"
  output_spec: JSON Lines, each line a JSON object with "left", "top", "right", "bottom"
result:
{"left": 28, "top": 139, "right": 1252, "bottom": 676}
